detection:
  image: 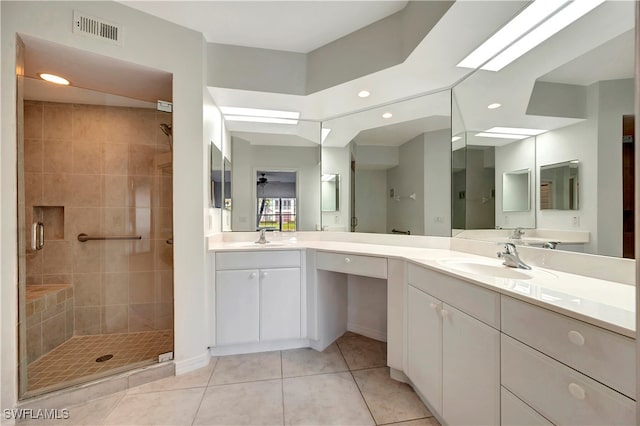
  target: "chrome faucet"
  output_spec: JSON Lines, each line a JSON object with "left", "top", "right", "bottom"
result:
{"left": 543, "top": 241, "right": 558, "bottom": 250}
{"left": 255, "top": 228, "right": 269, "bottom": 245}
{"left": 497, "top": 243, "right": 531, "bottom": 270}
{"left": 510, "top": 227, "right": 525, "bottom": 240}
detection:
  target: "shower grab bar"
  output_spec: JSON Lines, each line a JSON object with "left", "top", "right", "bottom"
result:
{"left": 77, "top": 233, "right": 142, "bottom": 243}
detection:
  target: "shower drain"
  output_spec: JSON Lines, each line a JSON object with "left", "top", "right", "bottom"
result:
{"left": 95, "top": 354, "right": 114, "bottom": 363}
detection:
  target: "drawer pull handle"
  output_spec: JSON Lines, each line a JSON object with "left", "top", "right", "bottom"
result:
{"left": 440, "top": 309, "right": 449, "bottom": 317}
{"left": 568, "top": 330, "right": 585, "bottom": 346}
{"left": 344, "top": 257, "right": 351, "bottom": 263}
{"left": 429, "top": 302, "right": 439, "bottom": 310}
{"left": 568, "top": 383, "right": 586, "bottom": 400}
{"left": 249, "top": 272, "right": 257, "bottom": 279}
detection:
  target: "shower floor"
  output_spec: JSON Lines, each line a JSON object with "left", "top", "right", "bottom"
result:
{"left": 27, "top": 330, "right": 173, "bottom": 394}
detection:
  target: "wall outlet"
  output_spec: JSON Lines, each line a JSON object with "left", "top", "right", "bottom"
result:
{"left": 158, "top": 351, "right": 174, "bottom": 363}
{"left": 334, "top": 215, "right": 339, "bottom": 224}
{"left": 571, "top": 216, "right": 580, "bottom": 227}
{"left": 434, "top": 216, "right": 444, "bottom": 223}
{"left": 504, "top": 216, "right": 510, "bottom": 225}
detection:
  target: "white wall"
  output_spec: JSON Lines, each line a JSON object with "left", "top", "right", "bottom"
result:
{"left": 495, "top": 137, "right": 536, "bottom": 229}
{"left": 1, "top": 1, "right": 208, "bottom": 409}
{"left": 321, "top": 147, "right": 351, "bottom": 230}
{"left": 387, "top": 134, "right": 425, "bottom": 235}
{"left": 231, "top": 138, "right": 320, "bottom": 231}
{"left": 354, "top": 169, "right": 387, "bottom": 233}
{"left": 424, "top": 129, "right": 452, "bottom": 237}
{"left": 347, "top": 275, "right": 387, "bottom": 341}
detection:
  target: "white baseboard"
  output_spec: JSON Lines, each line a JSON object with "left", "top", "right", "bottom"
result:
{"left": 209, "top": 339, "right": 310, "bottom": 356}
{"left": 347, "top": 323, "right": 387, "bottom": 342}
{"left": 174, "top": 351, "right": 210, "bottom": 375}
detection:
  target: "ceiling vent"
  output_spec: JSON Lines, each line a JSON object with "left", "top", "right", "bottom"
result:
{"left": 73, "top": 10, "right": 121, "bottom": 45}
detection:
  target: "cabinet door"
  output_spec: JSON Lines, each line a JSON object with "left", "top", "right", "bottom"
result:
{"left": 406, "top": 285, "right": 443, "bottom": 415}
{"left": 216, "top": 269, "right": 260, "bottom": 345}
{"left": 442, "top": 303, "right": 500, "bottom": 426}
{"left": 260, "top": 268, "right": 301, "bottom": 341}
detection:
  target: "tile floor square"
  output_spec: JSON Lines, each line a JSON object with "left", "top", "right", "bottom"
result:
{"left": 210, "top": 351, "right": 282, "bottom": 385}
{"left": 282, "top": 343, "right": 348, "bottom": 378}
{"left": 337, "top": 332, "right": 387, "bottom": 370}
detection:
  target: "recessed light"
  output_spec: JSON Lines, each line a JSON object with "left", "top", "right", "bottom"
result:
{"left": 219, "top": 106, "right": 300, "bottom": 120}
{"left": 483, "top": 0, "right": 606, "bottom": 71}
{"left": 487, "top": 103, "right": 501, "bottom": 109}
{"left": 358, "top": 90, "right": 370, "bottom": 98}
{"left": 486, "top": 127, "right": 546, "bottom": 136}
{"left": 38, "top": 73, "right": 70, "bottom": 85}
{"left": 382, "top": 112, "right": 393, "bottom": 119}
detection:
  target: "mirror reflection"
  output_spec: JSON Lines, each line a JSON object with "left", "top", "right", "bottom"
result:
{"left": 540, "top": 161, "right": 579, "bottom": 210}
{"left": 321, "top": 91, "right": 452, "bottom": 235}
{"left": 503, "top": 169, "right": 531, "bottom": 212}
{"left": 220, "top": 118, "right": 320, "bottom": 232}
{"left": 451, "top": 0, "right": 634, "bottom": 257}
{"left": 210, "top": 142, "right": 223, "bottom": 209}
{"left": 321, "top": 174, "right": 340, "bottom": 212}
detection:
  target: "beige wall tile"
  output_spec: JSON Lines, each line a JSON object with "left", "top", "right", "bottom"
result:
{"left": 130, "top": 176, "right": 152, "bottom": 208}
{"left": 155, "top": 239, "right": 173, "bottom": 270}
{"left": 26, "top": 250, "right": 43, "bottom": 276}
{"left": 129, "top": 240, "right": 154, "bottom": 271}
{"left": 66, "top": 207, "right": 101, "bottom": 241}
{"left": 75, "top": 306, "right": 101, "bottom": 335}
{"left": 42, "top": 241, "right": 72, "bottom": 275}
{"left": 101, "top": 305, "right": 128, "bottom": 334}
{"left": 42, "top": 173, "right": 69, "bottom": 206}
{"left": 24, "top": 139, "right": 43, "bottom": 173}
{"left": 103, "top": 273, "right": 129, "bottom": 305}
{"left": 158, "top": 176, "right": 173, "bottom": 208}
{"left": 25, "top": 172, "right": 44, "bottom": 207}
{"left": 43, "top": 206, "right": 64, "bottom": 240}
{"left": 154, "top": 303, "right": 173, "bottom": 330}
{"left": 102, "top": 207, "right": 130, "bottom": 235}
{"left": 43, "top": 139, "right": 72, "bottom": 173}
{"left": 156, "top": 270, "right": 173, "bottom": 303}
{"left": 43, "top": 103, "right": 72, "bottom": 140}
{"left": 72, "top": 104, "right": 107, "bottom": 142}
{"left": 103, "top": 175, "right": 129, "bottom": 207}
{"left": 131, "top": 110, "right": 157, "bottom": 145}
{"left": 74, "top": 273, "right": 102, "bottom": 306}
{"left": 26, "top": 275, "right": 43, "bottom": 285}
{"left": 103, "top": 143, "right": 129, "bottom": 175}
{"left": 24, "top": 101, "right": 43, "bottom": 139}
{"left": 73, "top": 140, "right": 104, "bottom": 174}
{"left": 153, "top": 207, "right": 173, "bottom": 239}
{"left": 73, "top": 241, "right": 103, "bottom": 273}
{"left": 129, "top": 271, "right": 155, "bottom": 304}
{"left": 42, "top": 312, "right": 67, "bottom": 352}
{"left": 128, "top": 144, "right": 156, "bottom": 176}
{"left": 43, "top": 274, "right": 72, "bottom": 285}
{"left": 65, "top": 304, "right": 74, "bottom": 340}
{"left": 132, "top": 208, "right": 151, "bottom": 239}
{"left": 69, "top": 174, "right": 102, "bottom": 207}
{"left": 103, "top": 241, "right": 130, "bottom": 273}
{"left": 129, "top": 304, "right": 155, "bottom": 332}
{"left": 27, "top": 323, "right": 43, "bottom": 364}
{"left": 105, "top": 107, "right": 135, "bottom": 144}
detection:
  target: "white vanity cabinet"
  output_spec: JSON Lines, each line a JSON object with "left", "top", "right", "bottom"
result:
{"left": 215, "top": 250, "right": 302, "bottom": 346}
{"left": 407, "top": 264, "right": 500, "bottom": 426}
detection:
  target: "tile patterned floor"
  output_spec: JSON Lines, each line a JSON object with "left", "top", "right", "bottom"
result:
{"left": 21, "top": 332, "right": 439, "bottom": 426}
{"left": 27, "top": 330, "right": 174, "bottom": 393}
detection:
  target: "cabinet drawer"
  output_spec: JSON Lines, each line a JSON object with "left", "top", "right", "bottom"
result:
{"left": 407, "top": 263, "right": 500, "bottom": 328}
{"left": 316, "top": 252, "right": 387, "bottom": 279}
{"left": 501, "top": 387, "right": 552, "bottom": 426}
{"left": 502, "top": 335, "right": 636, "bottom": 426}
{"left": 216, "top": 250, "right": 300, "bottom": 270}
{"left": 501, "top": 296, "right": 635, "bottom": 399}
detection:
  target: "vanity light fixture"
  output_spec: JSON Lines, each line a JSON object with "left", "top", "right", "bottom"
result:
{"left": 483, "top": 0, "right": 606, "bottom": 71}
{"left": 382, "top": 112, "right": 393, "bottom": 119}
{"left": 487, "top": 103, "right": 501, "bottom": 109}
{"left": 456, "top": 0, "right": 570, "bottom": 70}
{"left": 38, "top": 73, "right": 70, "bottom": 85}
{"left": 358, "top": 90, "right": 371, "bottom": 98}
{"left": 475, "top": 132, "right": 529, "bottom": 140}
{"left": 220, "top": 106, "right": 300, "bottom": 125}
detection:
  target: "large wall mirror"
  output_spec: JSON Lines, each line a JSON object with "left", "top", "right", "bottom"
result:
{"left": 321, "top": 91, "right": 452, "bottom": 236}
{"left": 219, "top": 117, "right": 321, "bottom": 232}
{"left": 452, "top": 0, "right": 635, "bottom": 258}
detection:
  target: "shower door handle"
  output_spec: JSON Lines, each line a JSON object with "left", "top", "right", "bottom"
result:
{"left": 31, "top": 222, "right": 44, "bottom": 251}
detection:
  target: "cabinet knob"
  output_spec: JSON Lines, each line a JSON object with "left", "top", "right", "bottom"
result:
{"left": 429, "top": 302, "right": 438, "bottom": 310}
{"left": 344, "top": 257, "right": 351, "bottom": 263}
{"left": 568, "top": 330, "right": 585, "bottom": 346}
{"left": 249, "top": 272, "right": 257, "bottom": 279}
{"left": 440, "top": 309, "right": 449, "bottom": 317}
{"left": 568, "top": 382, "right": 586, "bottom": 400}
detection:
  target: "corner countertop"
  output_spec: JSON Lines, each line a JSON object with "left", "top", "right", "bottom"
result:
{"left": 208, "top": 238, "right": 635, "bottom": 338}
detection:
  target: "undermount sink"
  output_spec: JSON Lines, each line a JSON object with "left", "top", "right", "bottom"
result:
{"left": 232, "top": 241, "right": 291, "bottom": 248}
{"left": 438, "top": 258, "right": 557, "bottom": 280}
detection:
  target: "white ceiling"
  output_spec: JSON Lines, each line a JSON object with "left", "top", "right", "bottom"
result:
{"left": 120, "top": 1, "right": 407, "bottom": 53}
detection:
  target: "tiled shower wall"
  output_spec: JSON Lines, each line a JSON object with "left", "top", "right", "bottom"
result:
{"left": 23, "top": 101, "right": 173, "bottom": 346}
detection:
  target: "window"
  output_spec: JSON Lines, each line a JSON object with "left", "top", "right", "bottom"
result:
{"left": 257, "top": 197, "right": 297, "bottom": 231}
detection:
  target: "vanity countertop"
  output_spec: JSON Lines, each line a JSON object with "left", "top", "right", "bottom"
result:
{"left": 208, "top": 239, "right": 635, "bottom": 338}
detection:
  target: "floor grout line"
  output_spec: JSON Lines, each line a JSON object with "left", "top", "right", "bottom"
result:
{"left": 335, "top": 339, "right": 378, "bottom": 425}
{"left": 280, "top": 351, "right": 285, "bottom": 426}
